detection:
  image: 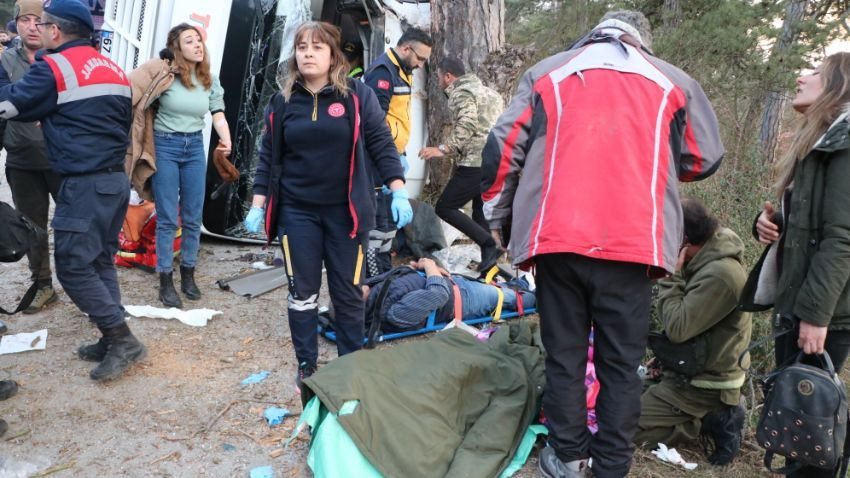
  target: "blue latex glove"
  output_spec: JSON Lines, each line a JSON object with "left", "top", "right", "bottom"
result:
{"left": 244, "top": 206, "right": 264, "bottom": 233}
{"left": 390, "top": 188, "right": 413, "bottom": 229}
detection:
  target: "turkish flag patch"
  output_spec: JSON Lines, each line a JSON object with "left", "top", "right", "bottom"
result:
{"left": 377, "top": 80, "right": 390, "bottom": 90}
{"left": 328, "top": 102, "right": 346, "bottom": 118}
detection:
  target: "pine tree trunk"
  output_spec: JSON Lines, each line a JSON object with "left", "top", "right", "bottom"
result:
{"left": 759, "top": 0, "right": 809, "bottom": 164}
{"left": 662, "top": 0, "right": 681, "bottom": 31}
{"left": 422, "top": 0, "right": 505, "bottom": 203}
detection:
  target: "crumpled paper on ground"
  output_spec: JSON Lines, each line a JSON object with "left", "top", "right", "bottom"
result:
{"left": 0, "top": 329, "right": 47, "bottom": 355}
{"left": 124, "top": 305, "right": 222, "bottom": 327}
{"left": 651, "top": 443, "right": 697, "bottom": 470}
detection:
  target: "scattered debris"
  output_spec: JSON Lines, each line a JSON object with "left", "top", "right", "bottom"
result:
{"left": 263, "top": 407, "right": 290, "bottom": 426}
{"left": 237, "top": 252, "right": 271, "bottom": 263}
{"left": 241, "top": 371, "right": 270, "bottom": 386}
{"left": 259, "top": 433, "right": 289, "bottom": 447}
{"left": 149, "top": 451, "right": 181, "bottom": 466}
{"left": 4, "top": 428, "right": 31, "bottom": 441}
{"left": 30, "top": 461, "right": 77, "bottom": 478}
{"left": 432, "top": 244, "right": 481, "bottom": 275}
{"left": 0, "top": 455, "right": 45, "bottom": 477}
{"left": 250, "top": 465, "right": 275, "bottom": 478}
{"left": 222, "top": 443, "right": 237, "bottom": 452}
{"left": 196, "top": 400, "right": 239, "bottom": 436}
{"left": 124, "top": 305, "right": 223, "bottom": 327}
{"left": 217, "top": 267, "right": 287, "bottom": 298}
{"left": 651, "top": 443, "right": 697, "bottom": 470}
{"left": 268, "top": 448, "right": 285, "bottom": 458}
{"left": 0, "top": 329, "right": 47, "bottom": 355}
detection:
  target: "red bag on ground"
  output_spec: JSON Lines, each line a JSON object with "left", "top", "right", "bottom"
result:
{"left": 115, "top": 201, "right": 181, "bottom": 272}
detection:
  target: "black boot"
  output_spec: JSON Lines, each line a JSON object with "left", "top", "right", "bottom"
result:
{"left": 295, "top": 361, "right": 317, "bottom": 388}
{"left": 700, "top": 403, "right": 746, "bottom": 465}
{"left": 0, "top": 380, "right": 18, "bottom": 400}
{"left": 159, "top": 272, "right": 183, "bottom": 308}
{"left": 89, "top": 323, "right": 147, "bottom": 381}
{"left": 180, "top": 266, "right": 201, "bottom": 300}
{"left": 477, "top": 240, "right": 503, "bottom": 273}
{"left": 77, "top": 336, "right": 108, "bottom": 362}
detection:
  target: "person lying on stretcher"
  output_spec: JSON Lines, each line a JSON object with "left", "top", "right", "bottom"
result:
{"left": 361, "top": 258, "right": 535, "bottom": 332}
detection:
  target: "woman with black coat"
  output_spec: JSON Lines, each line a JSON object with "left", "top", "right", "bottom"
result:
{"left": 244, "top": 21, "right": 412, "bottom": 388}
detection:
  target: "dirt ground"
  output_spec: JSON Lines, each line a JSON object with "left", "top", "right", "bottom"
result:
{"left": 0, "top": 152, "right": 779, "bottom": 477}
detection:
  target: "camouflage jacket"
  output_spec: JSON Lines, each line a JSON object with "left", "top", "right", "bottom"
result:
{"left": 444, "top": 74, "right": 503, "bottom": 167}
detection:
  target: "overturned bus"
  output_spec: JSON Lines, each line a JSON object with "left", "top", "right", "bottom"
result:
{"left": 100, "top": 0, "right": 430, "bottom": 242}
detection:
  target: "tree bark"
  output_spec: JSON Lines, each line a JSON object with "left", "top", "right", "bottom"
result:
{"left": 423, "top": 0, "right": 505, "bottom": 203}
{"left": 759, "top": 0, "right": 809, "bottom": 164}
{"left": 662, "top": 0, "right": 681, "bottom": 32}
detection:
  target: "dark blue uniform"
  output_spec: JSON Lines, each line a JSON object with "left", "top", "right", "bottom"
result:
{"left": 0, "top": 39, "right": 132, "bottom": 330}
{"left": 254, "top": 80, "right": 403, "bottom": 367}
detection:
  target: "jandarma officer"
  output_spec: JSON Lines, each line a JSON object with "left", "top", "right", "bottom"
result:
{"left": 0, "top": 0, "right": 146, "bottom": 382}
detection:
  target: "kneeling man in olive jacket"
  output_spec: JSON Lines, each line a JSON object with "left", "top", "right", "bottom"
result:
{"left": 635, "top": 198, "right": 752, "bottom": 466}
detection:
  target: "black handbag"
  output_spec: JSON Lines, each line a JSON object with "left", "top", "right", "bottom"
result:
{"left": 0, "top": 201, "right": 43, "bottom": 314}
{"left": 757, "top": 350, "right": 849, "bottom": 474}
{"left": 647, "top": 331, "right": 708, "bottom": 377}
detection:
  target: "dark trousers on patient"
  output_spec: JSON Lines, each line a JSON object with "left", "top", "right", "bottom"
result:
{"left": 434, "top": 166, "right": 492, "bottom": 247}
{"left": 280, "top": 204, "right": 365, "bottom": 367}
{"left": 775, "top": 328, "right": 850, "bottom": 477}
{"left": 536, "top": 253, "right": 651, "bottom": 478}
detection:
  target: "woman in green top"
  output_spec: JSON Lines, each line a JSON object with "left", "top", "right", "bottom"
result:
{"left": 133, "top": 23, "right": 231, "bottom": 308}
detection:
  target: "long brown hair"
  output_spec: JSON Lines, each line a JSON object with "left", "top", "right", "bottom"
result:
{"left": 165, "top": 23, "right": 212, "bottom": 90}
{"left": 280, "top": 21, "right": 350, "bottom": 102}
{"left": 774, "top": 52, "right": 850, "bottom": 194}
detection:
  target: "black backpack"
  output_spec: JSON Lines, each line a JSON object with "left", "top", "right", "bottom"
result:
{"left": 0, "top": 201, "right": 45, "bottom": 314}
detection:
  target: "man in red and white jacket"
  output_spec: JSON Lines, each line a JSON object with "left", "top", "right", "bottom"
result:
{"left": 480, "top": 11, "right": 724, "bottom": 478}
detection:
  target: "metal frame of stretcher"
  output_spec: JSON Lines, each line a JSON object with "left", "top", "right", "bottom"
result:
{"left": 320, "top": 306, "right": 537, "bottom": 344}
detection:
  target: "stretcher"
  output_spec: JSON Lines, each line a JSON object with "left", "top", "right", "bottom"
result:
{"left": 320, "top": 267, "right": 537, "bottom": 344}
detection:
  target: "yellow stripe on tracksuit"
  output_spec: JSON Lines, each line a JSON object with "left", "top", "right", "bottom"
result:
{"left": 353, "top": 245, "right": 363, "bottom": 285}
{"left": 282, "top": 235, "right": 294, "bottom": 278}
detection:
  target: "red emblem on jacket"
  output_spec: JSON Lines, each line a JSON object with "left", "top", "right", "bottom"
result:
{"left": 377, "top": 79, "right": 390, "bottom": 90}
{"left": 328, "top": 102, "right": 346, "bottom": 118}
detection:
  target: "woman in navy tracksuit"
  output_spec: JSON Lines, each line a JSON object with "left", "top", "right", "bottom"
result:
{"left": 245, "top": 21, "right": 412, "bottom": 385}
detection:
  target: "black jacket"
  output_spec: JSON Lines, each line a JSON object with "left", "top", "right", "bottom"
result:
{"left": 253, "top": 79, "right": 404, "bottom": 243}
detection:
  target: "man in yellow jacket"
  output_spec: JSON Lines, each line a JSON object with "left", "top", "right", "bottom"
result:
{"left": 363, "top": 27, "right": 432, "bottom": 277}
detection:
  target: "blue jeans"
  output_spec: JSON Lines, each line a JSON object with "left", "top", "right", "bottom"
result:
{"left": 151, "top": 131, "right": 206, "bottom": 273}
{"left": 454, "top": 276, "right": 536, "bottom": 317}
